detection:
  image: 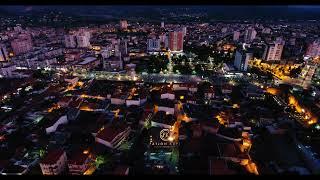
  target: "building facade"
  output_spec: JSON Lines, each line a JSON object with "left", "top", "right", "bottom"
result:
{"left": 64, "top": 35, "right": 77, "bottom": 48}
{"left": 76, "top": 35, "right": 90, "bottom": 48}
{"left": 159, "top": 34, "right": 168, "bottom": 49}
{"left": 233, "top": 31, "right": 240, "bottom": 42}
{"left": 11, "top": 36, "right": 33, "bottom": 55}
{"left": 234, "top": 50, "right": 253, "bottom": 72}
{"left": 244, "top": 27, "right": 257, "bottom": 43}
{"left": 39, "top": 150, "right": 67, "bottom": 175}
{"left": 168, "top": 31, "right": 184, "bottom": 52}
{"left": 0, "top": 44, "right": 9, "bottom": 62}
{"left": 120, "top": 20, "right": 128, "bottom": 30}
{"left": 263, "top": 41, "right": 285, "bottom": 61}
{"left": 147, "top": 38, "right": 161, "bottom": 52}
{"left": 305, "top": 39, "right": 320, "bottom": 58}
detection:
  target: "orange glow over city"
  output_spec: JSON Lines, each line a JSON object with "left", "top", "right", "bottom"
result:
{"left": 266, "top": 87, "right": 280, "bottom": 95}
{"left": 245, "top": 162, "right": 259, "bottom": 175}
{"left": 79, "top": 105, "right": 94, "bottom": 112}
{"left": 80, "top": 94, "right": 104, "bottom": 100}
{"left": 288, "top": 95, "right": 317, "bottom": 125}
{"left": 47, "top": 104, "right": 60, "bottom": 112}
{"left": 249, "top": 58, "right": 300, "bottom": 81}
{"left": 216, "top": 112, "right": 227, "bottom": 125}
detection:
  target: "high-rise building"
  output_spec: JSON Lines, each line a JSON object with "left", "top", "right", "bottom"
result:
{"left": 233, "top": 31, "right": 240, "bottom": 41}
{"left": 262, "top": 28, "right": 271, "bottom": 34}
{"left": 0, "top": 44, "right": 9, "bottom": 62}
{"left": 221, "top": 27, "right": 228, "bottom": 33}
{"left": 168, "top": 31, "right": 184, "bottom": 52}
{"left": 11, "top": 34, "right": 33, "bottom": 55}
{"left": 305, "top": 39, "right": 320, "bottom": 58}
{"left": 120, "top": 20, "right": 128, "bottom": 30}
{"left": 64, "top": 35, "right": 77, "bottom": 48}
{"left": 76, "top": 30, "right": 91, "bottom": 48}
{"left": 78, "top": 28, "right": 91, "bottom": 39}
{"left": 244, "top": 27, "right": 257, "bottom": 43}
{"left": 161, "top": 22, "right": 165, "bottom": 28}
{"left": 234, "top": 49, "right": 253, "bottom": 72}
{"left": 263, "top": 39, "right": 285, "bottom": 61}
{"left": 182, "top": 27, "right": 187, "bottom": 36}
{"left": 289, "top": 38, "right": 296, "bottom": 46}
{"left": 119, "top": 39, "right": 128, "bottom": 56}
{"left": 65, "top": 30, "right": 90, "bottom": 48}
{"left": 76, "top": 35, "right": 90, "bottom": 48}
{"left": 39, "top": 149, "right": 67, "bottom": 175}
{"left": 13, "top": 24, "right": 23, "bottom": 32}
{"left": 147, "top": 38, "right": 161, "bottom": 52}
{"left": 159, "top": 34, "right": 168, "bottom": 48}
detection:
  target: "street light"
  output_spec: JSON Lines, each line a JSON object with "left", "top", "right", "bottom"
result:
{"left": 168, "top": 136, "right": 174, "bottom": 142}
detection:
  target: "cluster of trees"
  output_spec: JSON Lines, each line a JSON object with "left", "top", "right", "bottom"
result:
{"left": 289, "top": 66, "right": 302, "bottom": 78}
{"left": 249, "top": 66, "right": 273, "bottom": 80}
{"left": 185, "top": 44, "right": 234, "bottom": 64}
{"left": 146, "top": 55, "right": 169, "bottom": 73}
{"left": 32, "top": 69, "right": 54, "bottom": 80}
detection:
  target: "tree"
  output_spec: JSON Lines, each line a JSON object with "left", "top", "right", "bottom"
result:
{"left": 95, "top": 155, "right": 106, "bottom": 168}
{"left": 195, "top": 64, "right": 203, "bottom": 75}
{"left": 39, "top": 149, "right": 46, "bottom": 158}
{"left": 144, "top": 117, "right": 151, "bottom": 129}
{"left": 170, "top": 148, "right": 179, "bottom": 165}
{"left": 95, "top": 153, "right": 114, "bottom": 169}
{"left": 289, "top": 67, "right": 302, "bottom": 78}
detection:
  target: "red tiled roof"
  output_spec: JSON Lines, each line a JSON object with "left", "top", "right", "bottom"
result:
{"left": 66, "top": 51, "right": 81, "bottom": 55}
{"left": 69, "top": 98, "right": 83, "bottom": 108}
{"left": 59, "top": 96, "right": 72, "bottom": 104}
{"left": 40, "top": 149, "right": 65, "bottom": 164}
{"left": 201, "top": 119, "right": 220, "bottom": 128}
{"left": 175, "top": 83, "right": 188, "bottom": 87}
{"left": 222, "top": 84, "right": 232, "bottom": 90}
{"left": 96, "top": 123, "right": 128, "bottom": 142}
{"left": 184, "top": 138, "right": 201, "bottom": 153}
{"left": 188, "top": 83, "right": 197, "bottom": 88}
{"left": 144, "top": 103, "right": 154, "bottom": 112}
{"left": 209, "top": 159, "right": 236, "bottom": 175}
{"left": 112, "top": 92, "right": 127, "bottom": 99}
{"left": 187, "top": 94, "right": 197, "bottom": 101}
{"left": 161, "top": 85, "right": 174, "bottom": 94}
{"left": 68, "top": 152, "right": 89, "bottom": 165}
{"left": 221, "top": 143, "right": 238, "bottom": 157}
{"left": 204, "top": 87, "right": 215, "bottom": 93}
{"left": 113, "top": 165, "right": 129, "bottom": 175}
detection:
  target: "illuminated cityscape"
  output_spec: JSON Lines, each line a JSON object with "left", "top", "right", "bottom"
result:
{"left": 1, "top": 5, "right": 320, "bottom": 175}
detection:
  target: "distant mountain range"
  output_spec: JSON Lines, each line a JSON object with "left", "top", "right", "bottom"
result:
{"left": 0, "top": 6, "right": 320, "bottom": 20}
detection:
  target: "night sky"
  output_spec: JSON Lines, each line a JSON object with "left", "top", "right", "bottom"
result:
{"left": 0, "top": 6, "right": 320, "bottom": 20}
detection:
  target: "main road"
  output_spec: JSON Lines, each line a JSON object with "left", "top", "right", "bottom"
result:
{"left": 70, "top": 69, "right": 255, "bottom": 86}
{"left": 72, "top": 70, "right": 206, "bottom": 83}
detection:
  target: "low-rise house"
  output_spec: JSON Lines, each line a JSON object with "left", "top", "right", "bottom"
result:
{"left": 111, "top": 93, "right": 127, "bottom": 105}
{"left": 68, "top": 151, "right": 91, "bottom": 175}
{"left": 157, "top": 99, "right": 176, "bottom": 115}
{"left": 160, "top": 85, "right": 175, "bottom": 100}
{"left": 151, "top": 111, "right": 176, "bottom": 129}
{"left": 222, "top": 84, "right": 232, "bottom": 94}
{"left": 95, "top": 122, "right": 131, "bottom": 149}
{"left": 1, "top": 164, "right": 28, "bottom": 175}
{"left": 75, "top": 57, "right": 100, "bottom": 71}
{"left": 125, "top": 88, "right": 147, "bottom": 107}
{"left": 45, "top": 115, "right": 68, "bottom": 134}
{"left": 39, "top": 149, "right": 67, "bottom": 175}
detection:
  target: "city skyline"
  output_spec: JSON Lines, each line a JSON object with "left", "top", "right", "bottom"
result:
{"left": 1, "top": 5, "right": 320, "bottom": 20}
{"left": 0, "top": 4, "right": 320, "bottom": 176}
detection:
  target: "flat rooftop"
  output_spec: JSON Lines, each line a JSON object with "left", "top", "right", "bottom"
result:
{"left": 78, "top": 57, "right": 97, "bottom": 65}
